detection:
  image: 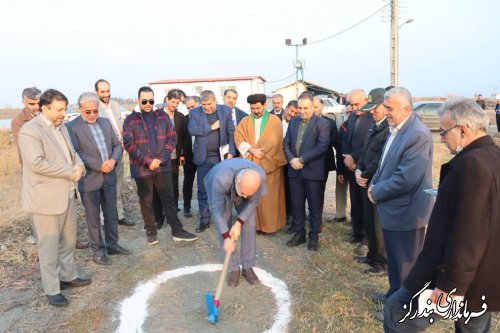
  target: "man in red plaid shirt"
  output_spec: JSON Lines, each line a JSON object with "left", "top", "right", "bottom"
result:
{"left": 123, "top": 86, "right": 197, "bottom": 245}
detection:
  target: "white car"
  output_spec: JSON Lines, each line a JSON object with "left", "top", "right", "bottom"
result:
{"left": 64, "top": 107, "right": 80, "bottom": 123}
{"left": 320, "top": 96, "right": 347, "bottom": 125}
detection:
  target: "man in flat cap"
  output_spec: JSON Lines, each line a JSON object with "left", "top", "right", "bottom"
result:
{"left": 234, "top": 94, "right": 287, "bottom": 233}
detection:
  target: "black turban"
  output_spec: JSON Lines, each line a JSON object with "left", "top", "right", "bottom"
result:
{"left": 247, "top": 94, "right": 267, "bottom": 104}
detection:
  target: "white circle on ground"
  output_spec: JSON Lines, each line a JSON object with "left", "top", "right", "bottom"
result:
{"left": 116, "top": 264, "right": 291, "bottom": 333}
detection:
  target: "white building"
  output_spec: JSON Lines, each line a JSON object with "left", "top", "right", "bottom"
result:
{"left": 149, "top": 76, "right": 266, "bottom": 110}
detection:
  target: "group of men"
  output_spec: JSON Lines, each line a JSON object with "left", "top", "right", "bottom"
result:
{"left": 11, "top": 81, "right": 500, "bottom": 333}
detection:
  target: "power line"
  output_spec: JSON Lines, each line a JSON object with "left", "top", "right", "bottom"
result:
{"left": 306, "top": 3, "right": 390, "bottom": 46}
{"left": 266, "top": 72, "right": 297, "bottom": 84}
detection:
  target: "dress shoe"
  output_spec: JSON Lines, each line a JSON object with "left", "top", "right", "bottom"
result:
{"left": 371, "top": 291, "right": 388, "bottom": 304}
{"left": 333, "top": 216, "right": 347, "bottom": 223}
{"left": 60, "top": 277, "right": 92, "bottom": 290}
{"left": 93, "top": 255, "right": 111, "bottom": 265}
{"left": 356, "top": 256, "right": 375, "bottom": 266}
{"left": 195, "top": 223, "right": 210, "bottom": 233}
{"left": 241, "top": 268, "right": 259, "bottom": 285}
{"left": 308, "top": 238, "right": 319, "bottom": 251}
{"left": 47, "top": 293, "right": 69, "bottom": 307}
{"left": 184, "top": 208, "right": 192, "bottom": 217}
{"left": 285, "top": 224, "right": 295, "bottom": 234}
{"left": 354, "top": 244, "right": 369, "bottom": 257}
{"left": 286, "top": 233, "right": 306, "bottom": 247}
{"left": 76, "top": 240, "right": 89, "bottom": 249}
{"left": 118, "top": 218, "right": 135, "bottom": 226}
{"left": 347, "top": 235, "right": 362, "bottom": 244}
{"left": 365, "top": 264, "right": 387, "bottom": 276}
{"left": 227, "top": 269, "right": 240, "bottom": 287}
{"left": 373, "top": 311, "right": 384, "bottom": 322}
{"left": 155, "top": 222, "right": 163, "bottom": 230}
{"left": 285, "top": 215, "right": 292, "bottom": 225}
{"left": 107, "top": 245, "right": 132, "bottom": 255}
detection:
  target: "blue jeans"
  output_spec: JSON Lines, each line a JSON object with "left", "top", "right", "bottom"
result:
{"left": 384, "top": 287, "right": 492, "bottom": 332}
{"left": 196, "top": 161, "right": 216, "bottom": 227}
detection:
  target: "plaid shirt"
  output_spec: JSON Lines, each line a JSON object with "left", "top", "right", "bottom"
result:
{"left": 123, "top": 109, "right": 177, "bottom": 178}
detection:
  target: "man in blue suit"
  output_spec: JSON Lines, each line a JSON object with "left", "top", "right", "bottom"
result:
{"left": 205, "top": 158, "right": 266, "bottom": 287}
{"left": 283, "top": 93, "right": 330, "bottom": 251}
{"left": 188, "top": 90, "right": 236, "bottom": 233}
{"left": 223, "top": 88, "right": 248, "bottom": 127}
{"left": 368, "top": 87, "right": 433, "bottom": 319}
{"left": 67, "top": 92, "right": 132, "bottom": 265}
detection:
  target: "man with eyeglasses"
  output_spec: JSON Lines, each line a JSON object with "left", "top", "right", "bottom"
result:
{"left": 95, "top": 79, "right": 135, "bottom": 227}
{"left": 67, "top": 92, "right": 131, "bottom": 265}
{"left": 123, "top": 86, "right": 197, "bottom": 245}
{"left": 188, "top": 90, "right": 236, "bottom": 233}
{"left": 368, "top": 87, "right": 433, "bottom": 322}
{"left": 384, "top": 99, "right": 500, "bottom": 332}
{"left": 181, "top": 96, "right": 200, "bottom": 217}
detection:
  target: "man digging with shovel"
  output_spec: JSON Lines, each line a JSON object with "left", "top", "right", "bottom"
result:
{"left": 205, "top": 158, "right": 267, "bottom": 287}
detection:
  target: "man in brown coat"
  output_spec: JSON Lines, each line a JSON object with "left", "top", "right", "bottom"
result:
{"left": 11, "top": 87, "right": 41, "bottom": 151}
{"left": 384, "top": 99, "right": 500, "bottom": 332}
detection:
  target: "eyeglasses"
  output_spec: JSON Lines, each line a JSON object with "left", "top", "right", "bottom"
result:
{"left": 141, "top": 99, "right": 155, "bottom": 105}
{"left": 84, "top": 110, "right": 99, "bottom": 115}
{"left": 439, "top": 125, "right": 459, "bottom": 137}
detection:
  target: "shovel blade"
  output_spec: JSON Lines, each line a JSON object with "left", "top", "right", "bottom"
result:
{"left": 205, "top": 292, "right": 219, "bottom": 324}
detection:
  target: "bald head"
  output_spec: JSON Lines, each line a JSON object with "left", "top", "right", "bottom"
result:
{"left": 235, "top": 169, "right": 261, "bottom": 198}
{"left": 348, "top": 89, "right": 368, "bottom": 115}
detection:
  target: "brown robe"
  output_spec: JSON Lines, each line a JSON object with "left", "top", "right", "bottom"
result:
{"left": 234, "top": 113, "right": 287, "bottom": 232}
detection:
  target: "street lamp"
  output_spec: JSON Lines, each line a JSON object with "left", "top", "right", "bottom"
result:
{"left": 285, "top": 37, "right": 307, "bottom": 98}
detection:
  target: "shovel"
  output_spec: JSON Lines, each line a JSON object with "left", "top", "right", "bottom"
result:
{"left": 205, "top": 237, "right": 235, "bottom": 324}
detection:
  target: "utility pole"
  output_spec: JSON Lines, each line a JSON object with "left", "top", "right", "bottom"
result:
{"left": 285, "top": 38, "right": 307, "bottom": 98}
{"left": 390, "top": 0, "right": 399, "bottom": 87}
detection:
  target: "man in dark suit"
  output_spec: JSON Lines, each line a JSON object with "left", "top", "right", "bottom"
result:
{"left": 154, "top": 90, "right": 185, "bottom": 228}
{"left": 283, "top": 93, "right": 330, "bottom": 251}
{"left": 313, "top": 96, "right": 338, "bottom": 211}
{"left": 384, "top": 99, "right": 500, "bottom": 332}
{"left": 368, "top": 87, "right": 433, "bottom": 321}
{"left": 181, "top": 96, "right": 200, "bottom": 218}
{"left": 67, "top": 92, "right": 132, "bottom": 265}
{"left": 354, "top": 88, "right": 390, "bottom": 277}
{"left": 340, "top": 89, "right": 373, "bottom": 247}
{"left": 270, "top": 94, "right": 285, "bottom": 120}
{"left": 188, "top": 90, "right": 236, "bottom": 233}
{"left": 223, "top": 88, "right": 247, "bottom": 127}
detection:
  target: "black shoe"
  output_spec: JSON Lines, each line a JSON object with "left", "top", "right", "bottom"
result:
{"left": 354, "top": 244, "right": 369, "bottom": 257}
{"left": 172, "top": 230, "right": 198, "bottom": 242}
{"left": 155, "top": 222, "right": 163, "bottom": 230}
{"left": 285, "top": 224, "right": 295, "bottom": 234}
{"left": 373, "top": 311, "right": 384, "bottom": 322}
{"left": 347, "top": 235, "right": 362, "bottom": 244}
{"left": 177, "top": 208, "right": 181, "bottom": 212}
{"left": 184, "top": 208, "right": 192, "bottom": 217}
{"left": 107, "top": 245, "right": 132, "bottom": 255}
{"left": 286, "top": 233, "right": 306, "bottom": 247}
{"left": 93, "top": 255, "right": 111, "bottom": 265}
{"left": 60, "top": 277, "right": 92, "bottom": 290}
{"left": 356, "top": 256, "right": 375, "bottom": 265}
{"left": 371, "top": 291, "right": 388, "bottom": 303}
{"left": 195, "top": 223, "right": 210, "bottom": 233}
{"left": 47, "top": 293, "right": 69, "bottom": 307}
{"left": 365, "top": 264, "right": 387, "bottom": 276}
{"left": 118, "top": 218, "right": 135, "bottom": 226}
{"left": 308, "top": 238, "right": 319, "bottom": 251}
{"left": 333, "top": 217, "right": 347, "bottom": 222}
{"left": 286, "top": 215, "right": 292, "bottom": 225}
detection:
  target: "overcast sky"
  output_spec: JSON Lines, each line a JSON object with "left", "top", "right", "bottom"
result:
{"left": 0, "top": 0, "right": 498, "bottom": 107}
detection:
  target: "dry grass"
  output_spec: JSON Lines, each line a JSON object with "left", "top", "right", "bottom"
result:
{"left": 0, "top": 130, "right": 24, "bottom": 225}
{"left": 0, "top": 108, "right": 21, "bottom": 119}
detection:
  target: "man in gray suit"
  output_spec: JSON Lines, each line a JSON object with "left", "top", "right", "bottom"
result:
{"left": 368, "top": 87, "right": 433, "bottom": 320}
{"left": 204, "top": 159, "right": 266, "bottom": 287}
{"left": 18, "top": 89, "right": 91, "bottom": 307}
{"left": 67, "top": 92, "right": 132, "bottom": 265}
{"left": 95, "top": 79, "right": 135, "bottom": 226}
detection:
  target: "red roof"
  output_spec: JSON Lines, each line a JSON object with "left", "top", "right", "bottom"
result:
{"left": 149, "top": 76, "right": 266, "bottom": 85}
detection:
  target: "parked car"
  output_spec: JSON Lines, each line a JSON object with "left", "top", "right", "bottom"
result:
{"left": 413, "top": 101, "right": 443, "bottom": 131}
{"left": 320, "top": 96, "right": 347, "bottom": 125}
{"left": 64, "top": 106, "right": 80, "bottom": 123}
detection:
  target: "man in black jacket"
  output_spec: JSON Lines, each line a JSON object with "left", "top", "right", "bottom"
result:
{"left": 355, "top": 88, "right": 390, "bottom": 277}
{"left": 181, "top": 96, "right": 200, "bottom": 217}
{"left": 384, "top": 99, "right": 500, "bottom": 332}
